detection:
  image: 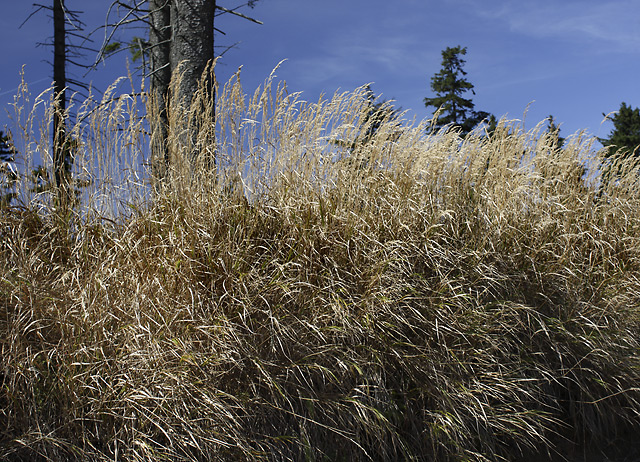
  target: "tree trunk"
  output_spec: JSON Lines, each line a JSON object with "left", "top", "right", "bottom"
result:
{"left": 53, "top": 0, "right": 69, "bottom": 208}
{"left": 169, "top": 0, "right": 215, "bottom": 108}
{"left": 149, "top": 0, "right": 172, "bottom": 183}
{"left": 148, "top": 0, "right": 216, "bottom": 179}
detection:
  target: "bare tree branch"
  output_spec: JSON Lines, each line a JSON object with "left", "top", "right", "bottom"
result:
{"left": 215, "top": 5, "right": 263, "bottom": 24}
{"left": 215, "top": 41, "right": 241, "bottom": 58}
{"left": 19, "top": 4, "right": 48, "bottom": 28}
{"left": 93, "top": 0, "right": 148, "bottom": 68}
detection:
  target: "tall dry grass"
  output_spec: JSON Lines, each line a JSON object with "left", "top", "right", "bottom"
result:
{"left": 2, "top": 66, "right": 640, "bottom": 461}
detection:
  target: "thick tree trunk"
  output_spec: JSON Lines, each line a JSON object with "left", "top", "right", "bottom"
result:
{"left": 149, "top": 0, "right": 172, "bottom": 97}
{"left": 170, "top": 0, "right": 215, "bottom": 108}
{"left": 149, "top": 0, "right": 172, "bottom": 183}
{"left": 53, "top": 0, "right": 69, "bottom": 207}
{"left": 149, "top": 0, "right": 216, "bottom": 178}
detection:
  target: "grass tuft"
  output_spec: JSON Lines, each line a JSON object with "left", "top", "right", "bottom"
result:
{"left": 2, "top": 67, "right": 640, "bottom": 461}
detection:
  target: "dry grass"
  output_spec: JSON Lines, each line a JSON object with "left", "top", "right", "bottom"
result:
{"left": 2, "top": 67, "right": 640, "bottom": 461}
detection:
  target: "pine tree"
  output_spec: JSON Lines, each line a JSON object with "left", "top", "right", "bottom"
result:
{"left": 599, "top": 102, "right": 640, "bottom": 158}
{"left": 350, "top": 85, "right": 400, "bottom": 149}
{"left": 424, "top": 46, "right": 490, "bottom": 136}
{"left": 546, "top": 115, "right": 565, "bottom": 149}
{"left": 331, "top": 85, "right": 401, "bottom": 171}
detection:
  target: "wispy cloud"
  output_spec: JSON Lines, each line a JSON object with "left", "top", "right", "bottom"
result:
{"left": 468, "top": 0, "right": 640, "bottom": 52}
{"left": 284, "top": 18, "right": 437, "bottom": 92}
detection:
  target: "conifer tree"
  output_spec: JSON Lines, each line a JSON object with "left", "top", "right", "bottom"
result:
{"left": 546, "top": 115, "right": 565, "bottom": 149}
{"left": 424, "top": 46, "right": 490, "bottom": 135}
{"left": 599, "top": 102, "right": 640, "bottom": 158}
{"left": 331, "top": 85, "right": 401, "bottom": 171}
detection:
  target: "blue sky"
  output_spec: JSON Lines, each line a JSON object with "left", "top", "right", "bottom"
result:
{"left": 1, "top": 0, "right": 639, "bottom": 143}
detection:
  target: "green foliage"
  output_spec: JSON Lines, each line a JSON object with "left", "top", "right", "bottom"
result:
{"left": 103, "top": 41, "right": 121, "bottom": 56}
{"left": 599, "top": 102, "right": 640, "bottom": 158}
{"left": 358, "top": 85, "right": 399, "bottom": 143}
{"left": 0, "top": 130, "right": 17, "bottom": 207}
{"left": 332, "top": 85, "right": 400, "bottom": 152}
{"left": 129, "top": 36, "right": 149, "bottom": 63}
{"left": 546, "top": 114, "right": 565, "bottom": 148}
{"left": 331, "top": 85, "right": 401, "bottom": 171}
{"left": 485, "top": 113, "right": 498, "bottom": 134}
{"left": 0, "top": 131, "right": 14, "bottom": 160}
{"left": 424, "top": 46, "right": 491, "bottom": 135}
{"left": 104, "top": 37, "right": 149, "bottom": 64}
{"left": 28, "top": 136, "right": 87, "bottom": 210}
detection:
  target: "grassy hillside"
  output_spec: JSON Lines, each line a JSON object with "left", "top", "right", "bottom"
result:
{"left": 2, "top": 70, "right": 640, "bottom": 461}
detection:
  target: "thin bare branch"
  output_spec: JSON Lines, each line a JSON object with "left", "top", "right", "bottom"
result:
{"left": 93, "top": 0, "right": 148, "bottom": 68}
{"left": 19, "top": 4, "right": 48, "bottom": 29}
{"left": 215, "top": 41, "right": 241, "bottom": 58}
{"left": 216, "top": 4, "right": 264, "bottom": 24}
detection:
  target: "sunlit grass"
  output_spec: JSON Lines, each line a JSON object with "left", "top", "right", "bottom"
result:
{"left": 1, "top": 66, "right": 640, "bottom": 461}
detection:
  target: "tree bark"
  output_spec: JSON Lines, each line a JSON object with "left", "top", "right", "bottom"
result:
{"left": 149, "top": 0, "right": 172, "bottom": 183}
{"left": 53, "top": 0, "right": 68, "bottom": 207}
{"left": 53, "top": 0, "right": 72, "bottom": 212}
{"left": 170, "top": 0, "right": 215, "bottom": 108}
{"left": 148, "top": 0, "right": 217, "bottom": 180}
